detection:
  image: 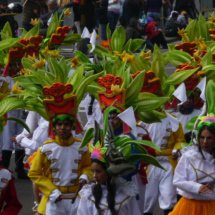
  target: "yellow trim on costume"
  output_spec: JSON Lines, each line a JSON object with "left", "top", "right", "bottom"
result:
{"left": 29, "top": 138, "right": 93, "bottom": 214}
{"left": 155, "top": 113, "right": 186, "bottom": 173}
{"left": 43, "top": 135, "right": 81, "bottom": 146}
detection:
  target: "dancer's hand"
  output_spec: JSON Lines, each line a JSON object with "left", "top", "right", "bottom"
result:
{"left": 199, "top": 183, "right": 212, "bottom": 194}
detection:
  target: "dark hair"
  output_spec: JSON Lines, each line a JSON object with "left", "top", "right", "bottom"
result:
{"left": 92, "top": 160, "right": 117, "bottom": 215}
{"left": 154, "top": 17, "right": 161, "bottom": 22}
{"left": 198, "top": 125, "right": 215, "bottom": 159}
{"left": 172, "top": 12, "right": 178, "bottom": 19}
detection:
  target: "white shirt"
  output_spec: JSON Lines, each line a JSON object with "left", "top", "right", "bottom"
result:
{"left": 78, "top": 179, "right": 141, "bottom": 215}
{"left": 173, "top": 109, "right": 201, "bottom": 133}
{"left": 174, "top": 146, "right": 215, "bottom": 200}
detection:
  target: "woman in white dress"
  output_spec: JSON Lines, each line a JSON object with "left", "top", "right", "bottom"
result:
{"left": 78, "top": 159, "right": 141, "bottom": 215}
{"left": 169, "top": 114, "right": 215, "bottom": 215}
{"left": 78, "top": 121, "right": 142, "bottom": 215}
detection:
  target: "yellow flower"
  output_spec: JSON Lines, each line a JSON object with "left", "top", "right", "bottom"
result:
{"left": 71, "top": 56, "right": 81, "bottom": 69}
{"left": 20, "top": 68, "right": 32, "bottom": 76}
{"left": 114, "top": 51, "right": 126, "bottom": 59}
{"left": 111, "top": 84, "right": 121, "bottom": 94}
{"left": 42, "top": 46, "right": 49, "bottom": 55}
{"left": 209, "top": 14, "right": 215, "bottom": 25}
{"left": 195, "top": 37, "right": 207, "bottom": 51}
{"left": 0, "top": 82, "right": 9, "bottom": 100}
{"left": 122, "top": 53, "right": 135, "bottom": 64}
{"left": 178, "top": 28, "right": 189, "bottom": 42}
{"left": 64, "top": 8, "right": 72, "bottom": 18}
{"left": 11, "top": 81, "right": 24, "bottom": 95}
{"left": 48, "top": 50, "right": 61, "bottom": 58}
{"left": 191, "top": 51, "right": 202, "bottom": 64}
{"left": 32, "top": 55, "right": 46, "bottom": 69}
{"left": 28, "top": 53, "right": 37, "bottom": 60}
{"left": 140, "top": 50, "right": 151, "bottom": 61}
{"left": 30, "top": 18, "right": 38, "bottom": 26}
{"left": 178, "top": 28, "right": 186, "bottom": 36}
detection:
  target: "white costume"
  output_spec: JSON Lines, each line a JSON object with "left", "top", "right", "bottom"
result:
{"left": 28, "top": 136, "right": 92, "bottom": 215}
{"left": 141, "top": 116, "right": 185, "bottom": 213}
{"left": 84, "top": 94, "right": 103, "bottom": 129}
{"left": 173, "top": 109, "right": 201, "bottom": 134}
{"left": 78, "top": 179, "right": 142, "bottom": 215}
{"left": 16, "top": 111, "right": 49, "bottom": 156}
{"left": 2, "top": 76, "right": 25, "bottom": 151}
{"left": 174, "top": 146, "right": 215, "bottom": 200}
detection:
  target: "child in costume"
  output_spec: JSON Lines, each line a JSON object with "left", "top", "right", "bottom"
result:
{"left": 28, "top": 83, "right": 93, "bottom": 215}
{"left": 169, "top": 113, "right": 215, "bottom": 215}
{"left": 78, "top": 122, "right": 143, "bottom": 215}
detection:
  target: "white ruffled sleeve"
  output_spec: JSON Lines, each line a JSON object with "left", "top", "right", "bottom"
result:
{"left": 173, "top": 152, "right": 201, "bottom": 194}
{"left": 77, "top": 184, "right": 93, "bottom": 215}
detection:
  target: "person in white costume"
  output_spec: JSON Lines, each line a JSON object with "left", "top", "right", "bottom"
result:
{"left": 28, "top": 83, "right": 93, "bottom": 215}
{"left": 172, "top": 93, "right": 201, "bottom": 143}
{"left": 169, "top": 114, "right": 215, "bottom": 215}
{"left": 1, "top": 62, "right": 28, "bottom": 179}
{"left": 13, "top": 111, "right": 49, "bottom": 156}
{"left": 78, "top": 121, "right": 142, "bottom": 215}
{"left": 78, "top": 161, "right": 141, "bottom": 215}
{"left": 142, "top": 113, "right": 186, "bottom": 215}
{"left": 84, "top": 94, "right": 103, "bottom": 129}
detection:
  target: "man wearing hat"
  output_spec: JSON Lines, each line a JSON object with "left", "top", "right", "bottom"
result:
{"left": 0, "top": 0, "right": 16, "bottom": 39}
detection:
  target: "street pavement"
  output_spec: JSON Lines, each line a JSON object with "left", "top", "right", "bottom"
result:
{"left": 6, "top": 7, "right": 183, "bottom": 215}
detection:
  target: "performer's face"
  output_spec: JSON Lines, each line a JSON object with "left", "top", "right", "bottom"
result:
{"left": 54, "top": 119, "right": 73, "bottom": 139}
{"left": 199, "top": 129, "right": 215, "bottom": 155}
{"left": 92, "top": 162, "right": 108, "bottom": 185}
{"left": 109, "top": 113, "right": 122, "bottom": 130}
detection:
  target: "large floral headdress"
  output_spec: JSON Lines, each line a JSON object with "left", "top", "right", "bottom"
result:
{"left": 197, "top": 114, "right": 215, "bottom": 134}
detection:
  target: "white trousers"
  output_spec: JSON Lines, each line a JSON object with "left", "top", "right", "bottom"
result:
{"left": 46, "top": 197, "right": 80, "bottom": 215}
{"left": 133, "top": 174, "right": 146, "bottom": 213}
{"left": 144, "top": 160, "right": 177, "bottom": 213}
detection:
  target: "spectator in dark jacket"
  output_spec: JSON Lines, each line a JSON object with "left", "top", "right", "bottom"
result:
{"left": 121, "top": 0, "right": 140, "bottom": 27}
{"left": 0, "top": 0, "right": 16, "bottom": 39}
{"left": 145, "top": 0, "right": 162, "bottom": 29}
{"left": 63, "top": 0, "right": 81, "bottom": 50}
{"left": 126, "top": 18, "right": 154, "bottom": 51}
{"left": 125, "top": 18, "right": 141, "bottom": 42}
{"left": 98, "top": 0, "right": 108, "bottom": 40}
{"left": 40, "top": 0, "right": 63, "bottom": 37}
{"left": 22, "top": 0, "right": 41, "bottom": 31}
{"left": 164, "top": 11, "right": 186, "bottom": 37}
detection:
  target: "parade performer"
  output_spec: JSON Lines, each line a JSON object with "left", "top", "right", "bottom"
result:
{"left": 170, "top": 65, "right": 206, "bottom": 143}
{"left": 1, "top": 44, "right": 29, "bottom": 179}
{"left": 28, "top": 82, "right": 93, "bottom": 215}
{"left": 0, "top": 166, "right": 22, "bottom": 214}
{"left": 135, "top": 72, "right": 186, "bottom": 215}
{"left": 169, "top": 113, "right": 215, "bottom": 215}
{"left": 91, "top": 74, "right": 164, "bottom": 212}
{"left": 78, "top": 121, "right": 149, "bottom": 215}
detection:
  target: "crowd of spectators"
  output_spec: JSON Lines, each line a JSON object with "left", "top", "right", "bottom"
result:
{"left": 0, "top": 0, "right": 199, "bottom": 52}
